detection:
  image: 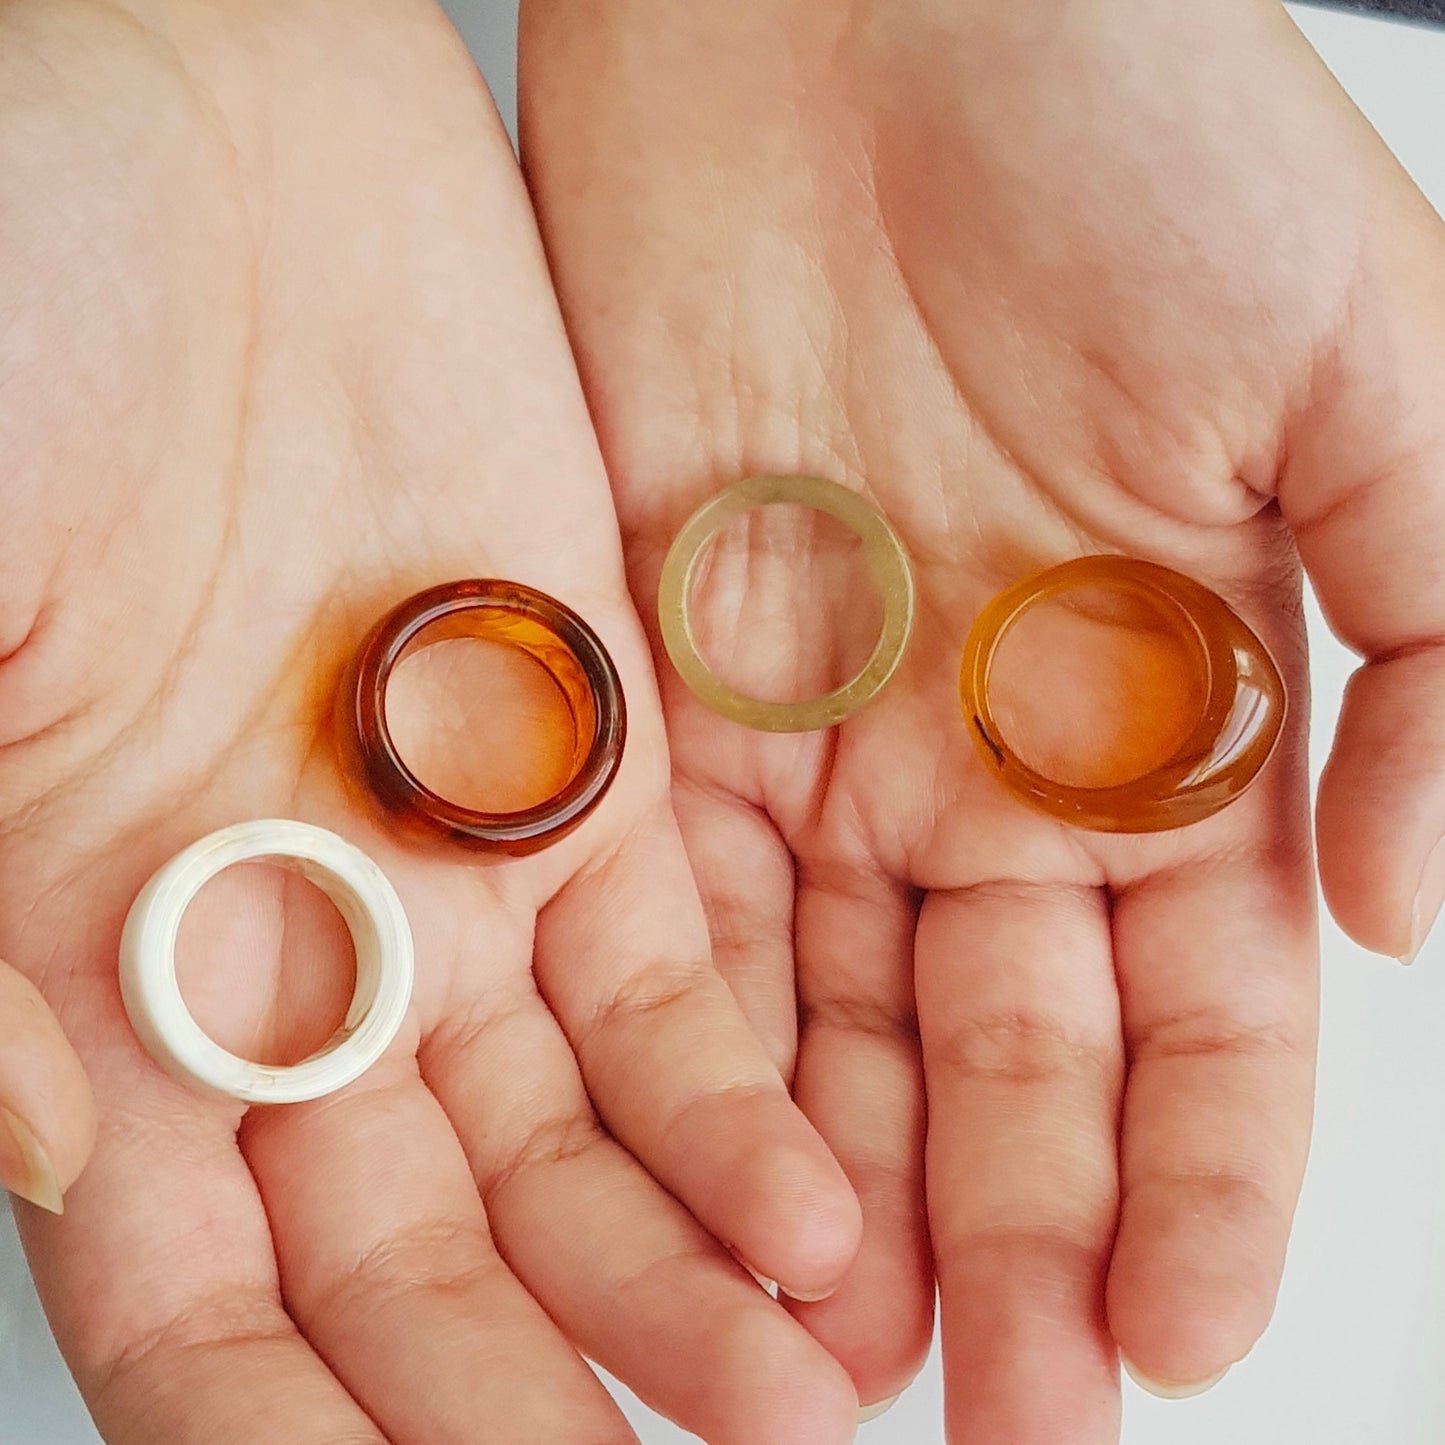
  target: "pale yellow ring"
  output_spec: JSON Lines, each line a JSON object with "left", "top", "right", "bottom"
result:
{"left": 657, "top": 475, "right": 916, "bottom": 733}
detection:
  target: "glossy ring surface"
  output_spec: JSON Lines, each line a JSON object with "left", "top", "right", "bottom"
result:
{"left": 657, "top": 475, "right": 916, "bottom": 732}
{"left": 341, "top": 580, "right": 626, "bottom": 856}
{"left": 960, "top": 555, "right": 1286, "bottom": 832}
{"left": 120, "top": 820, "right": 415, "bottom": 1104}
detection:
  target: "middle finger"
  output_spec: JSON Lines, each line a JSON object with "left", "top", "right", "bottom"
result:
{"left": 916, "top": 880, "right": 1124, "bottom": 1444}
{"left": 425, "top": 958, "right": 861, "bottom": 1445}
{"left": 243, "top": 1050, "right": 632, "bottom": 1445}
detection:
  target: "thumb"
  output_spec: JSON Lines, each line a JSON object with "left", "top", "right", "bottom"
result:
{"left": 0, "top": 959, "right": 96, "bottom": 1213}
{"left": 1279, "top": 164, "right": 1445, "bottom": 962}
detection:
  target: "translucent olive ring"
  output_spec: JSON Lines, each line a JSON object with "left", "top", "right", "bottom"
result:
{"left": 657, "top": 475, "right": 916, "bottom": 732}
{"left": 340, "top": 580, "right": 626, "bottom": 856}
{"left": 960, "top": 555, "right": 1286, "bottom": 833}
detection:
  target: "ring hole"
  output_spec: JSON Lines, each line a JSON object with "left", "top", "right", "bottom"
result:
{"left": 687, "top": 503, "right": 885, "bottom": 703}
{"left": 385, "top": 611, "right": 594, "bottom": 814}
{"left": 175, "top": 861, "right": 357, "bottom": 1067}
{"left": 987, "top": 583, "right": 1211, "bottom": 789}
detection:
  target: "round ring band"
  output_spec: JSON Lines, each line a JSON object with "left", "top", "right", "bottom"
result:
{"left": 657, "top": 476, "right": 916, "bottom": 732}
{"left": 960, "top": 555, "right": 1286, "bottom": 833}
{"left": 340, "top": 580, "right": 626, "bottom": 856}
{"left": 119, "top": 820, "right": 415, "bottom": 1104}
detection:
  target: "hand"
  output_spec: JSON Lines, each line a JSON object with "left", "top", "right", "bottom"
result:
{"left": 0, "top": 4, "right": 865, "bottom": 1441}
{"left": 520, "top": 0, "right": 1445, "bottom": 1435}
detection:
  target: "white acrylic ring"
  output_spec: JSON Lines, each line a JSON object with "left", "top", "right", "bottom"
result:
{"left": 119, "top": 820, "right": 415, "bottom": 1105}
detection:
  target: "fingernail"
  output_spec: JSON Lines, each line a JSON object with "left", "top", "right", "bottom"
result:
{"left": 744, "top": 1265, "right": 778, "bottom": 1294}
{"left": 857, "top": 1393, "right": 901, "bottom": 1423}
{"left": 780, "top": 1282, "right": 836, "bottom": 1303}
{"left": 1122, "top": 1357, "right": 1228, "bottom": 1400}
{"left": 1402, "top": 836, "right": 1445, "bottom": 965}
{"left": 0, "top": 1108, "right": 64, "bottom": 1215}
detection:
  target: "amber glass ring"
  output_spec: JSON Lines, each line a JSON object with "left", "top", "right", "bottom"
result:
{"left": 960, "top": 556, "right": 1286, "bottom": 833}
{"left": 341, "top": 580, "right": 626, "bottom": 856}
{"left": 657, "top": 475, "right": 916, "bottom": 733}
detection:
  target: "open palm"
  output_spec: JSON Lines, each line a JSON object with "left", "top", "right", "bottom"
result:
{"left": 0, "top": 4, "right": 869, "bottom": 1442}
{"left": 522, "top": 0, "right": 1445, "bottom": 1436}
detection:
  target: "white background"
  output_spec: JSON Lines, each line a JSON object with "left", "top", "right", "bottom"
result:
{"left": 3, "top": 5, "right": 1445, "bottom": 1442}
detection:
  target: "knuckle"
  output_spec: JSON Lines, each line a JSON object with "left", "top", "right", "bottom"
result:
{"left": 427, "top": 987, "right": 539, "bottom": 1069}
{"left": 577, "top": 959, "right": 711, "bottom": 1056}
{"left": 935, "top": 1220, "right": 1109, "bottom": 1284}
{"left": 931, "top": 1007, "right": 1117, "bottom": 1089}
{"left": 484, "top": 1110, "right": 605, "bottom": 1204}
{"left": 1128, "top": 1166, "right": 1280, "bottom": 1226}
{"left": 801, "top": 992, "right": 919, "bottom": 1046}
{"left": 95, "top": 1290, "right": 289, "bottom": 1404}
{"left": 310, "top": 1219, "right": 496, "bottom": 1321}
{"left": 1128, "top": 1008, "right": 1307, "bottom": 1068}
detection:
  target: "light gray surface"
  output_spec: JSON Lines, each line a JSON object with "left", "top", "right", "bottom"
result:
{"left": 4, "top": 4, "right": 1445, "bottom": 1443}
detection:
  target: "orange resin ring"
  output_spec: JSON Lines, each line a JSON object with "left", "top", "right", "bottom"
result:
{"left": 340, "top": 580, "right": 626, "bottom": 856}
{"left": 960, "top": 556, "right": 1285, "bottom": 833}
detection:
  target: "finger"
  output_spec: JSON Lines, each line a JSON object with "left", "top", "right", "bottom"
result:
{"left": 916, "top": 882, "right": 1123, "bottom": 1445}
{"left": 21, "top": 1069, "right": 382, "bottom": 1445}
{"left": 243, "top": 1052, "right": 634, "bottom": 1445}
{"left": 0, "top": 958, "right": 96, "bottom": 1212}
{"left": 1277, "top": 185, "right": 1445, "bottom": 959}
{"left": 673, "top": 775, "right": 799, "bottom": 1078}
{"left": 787, "top": 862, "right": 933, "bottom": 1409}
{"left": 424, "top": 976, "right": 860, "bottom": 1445}
{"left": 1106, "top": 840, "right": 1317, "bottom": 1392}
{"left": 534, "top": 806, "right": 862, "bottom": 1300}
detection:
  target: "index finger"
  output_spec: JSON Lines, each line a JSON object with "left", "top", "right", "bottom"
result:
{"left": 20, "top": 1070, "right": 383, "bottom": 1445}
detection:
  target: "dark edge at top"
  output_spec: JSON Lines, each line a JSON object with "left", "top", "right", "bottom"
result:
{"left": 1296, "top": 0, "right": 1445, "bottom": 24}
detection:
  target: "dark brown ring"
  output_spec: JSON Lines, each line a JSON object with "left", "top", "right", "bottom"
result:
{"left": 340, "top": 580, "right": 626, "bottom": 856}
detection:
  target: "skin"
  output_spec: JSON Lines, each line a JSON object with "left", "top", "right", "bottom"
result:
{"left": 0, "top": 3, "right": 868, "bottom": 1442}
{"left": 520, "top": 0, "right": 1445, "bottom": 1437}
